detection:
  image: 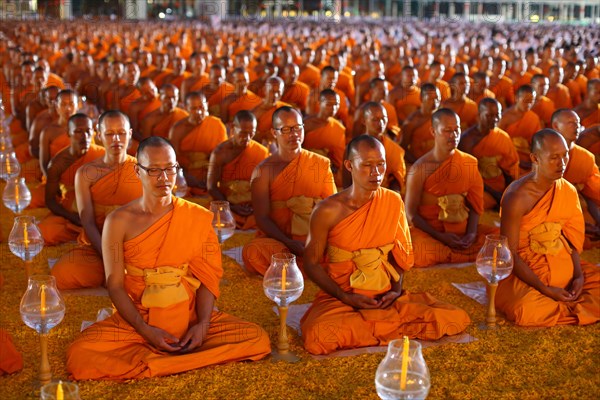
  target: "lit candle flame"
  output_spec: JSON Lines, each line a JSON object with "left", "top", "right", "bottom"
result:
{"left": 400, "top": 336, "right": 409, "bottom": 390}
{"left": 40, "top": 284, "right": 46, "bottom": 318}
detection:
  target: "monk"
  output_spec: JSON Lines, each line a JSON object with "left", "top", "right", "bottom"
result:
{"left": 180, "top": 52, "right": 210, "bottom": 101}
{"left": 468, "top": 72, "right": 496, "bottom": 105}
{"left": 38, "top": 114, "right": 106, "bottom": 245}
{"left": 551, "top": 109, "right": 600, "bottom": 240}
{"left": 425, "top": 61, "right": 451, "bottom": 102}
{"left": 388, "top": 66, "right": 421, "bottom": 123}
{"left": 306, "top": 66, "right": 350, "bottom": 128}
{"left": 220, "top": 67, "right": 262, "bottom": 123}
{"left": 169, "top": 92, "right": 227, "bottom": 193}
{"left": 496, "top": 129, "right": 600, "bottom": 326}
{"left": 251, "top": 76, "right": 290, "bottom": 148}
{"left": 127, "top": 78, "right": 161, "bottom": 134}
{"left": 114, "top": 62, "right": 141, "bottom": 113}
{"left": 441, "top": 73, "right": 478, "bottom": 130}
{"left": 24, "top": 66, "right": 50, "bottom": 132}
{"left": 242, "top": 107, "right": 336, "bottom": 275}
{"left": 28, "top": 85, "right": 59, "bottom": 160}
{"left": 459, "top": 98, "right": 519, "bottom": 209}
{"left": 574, "top": 79, "right": 600, "bottom": 129}
{"left": 401, "top": 83, "right": 441, "bottom": 163}
{"left": 298, "top": 48, "right": 321, "bottom": 89}
{"left": 161, "top": 57, "right": 191, "bottom": 90}
{"left": 489, "top": 58, "right": 515, "bottom": 108}
{"left": 207, "top": 111, "right": 269, "bottom": 230}
{"left": 498, "top": 85, "right": 542, "bottom": 175}
{"left": 510, "top": 57, "right": 533, "bottom": 95}
{"left": 281, "top": 63, "right": 310, "bottom": 112}
{"left": 0, "top": 274, "right": 23, "bottom": 376}
{"left": 300, "top": 135, "right": 471, "bottom": 355}
{"left": 547, "top": 66, "right": 573, "bottom": 110}
{"left": 530, "top": 74, "right": 556, "bottom": 127}
{"left": 405, "top": 108, "right": 496, "bottom": 267}
{"left": 39, "top": 89, "right": 78, "bottom": 177}
{"left": 199, "top": 64, "right": 235, "bottom": 115}
{"left": 139, "top": 84, "right": 188, "bottom": 140}
{"left": 303, "top": 89, "right": 346, "bottom": 177}
{"left": 51, "top": 111, "right": 143, "bottom": 290}
{"left": 66, "top": 136, "right": 270, "bottom": 380}
{"left": 353, "top": 78, "right": 399, "bottom": 137}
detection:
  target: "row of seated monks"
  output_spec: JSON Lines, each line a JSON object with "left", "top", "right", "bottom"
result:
{"left": 1, "top": 18, "right": 599, "bottom": 379}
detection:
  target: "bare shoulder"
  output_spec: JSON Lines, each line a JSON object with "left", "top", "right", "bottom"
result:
{"left": 312, "top": 191, "right": 350, "bottom": 228}
{"left": 501, "top": 176, "right": 533, "bottom": 213}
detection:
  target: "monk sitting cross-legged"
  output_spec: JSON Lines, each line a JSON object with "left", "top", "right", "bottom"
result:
{"left": 38, "top": 114, "right": 105, "bottom": 246}
{"left": 401, "top": 83, "right": 441, "bottom": 163}
{"left": 242, "top": 107, "right": 336, "bottom": 275}
{"left": 51, "top": 111, "right": 143, "bottom": 290}
{"left": 496, "top": 129, "right": 600, "bottom": 327}
{"left": 169, "top": 92, "right": 227, "bottom": 194}
{"left": 300, "top": 135, "right": 471, "bottom": 355}
{"left": 66, "top": 137, "right": 271, "bottom": 380}
{"left": 405, "top": 108, "right": 498, "bottom": 267}
{"left": 459, "top": 98, "right": 519, "bottom": 209}
{"left": 207, "top": 111, "right": 269, "bottom": 230}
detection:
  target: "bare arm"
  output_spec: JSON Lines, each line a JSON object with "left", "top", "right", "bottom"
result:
{"left": 103, "top": 211, "right": 181, "bottom": 351}
{"left": 38, "top": 128, "right": 52, "bottom": 177}
{"left": 75, "top": 165, "right": 103, "bottom": 256}
{"left": 206, "top": 149, "right": 226, "bottom": 201}
{"left": 45, "top": 157, "right": 81, "bottom": 225}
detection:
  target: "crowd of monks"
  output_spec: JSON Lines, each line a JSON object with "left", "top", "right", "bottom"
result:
{"left": 0, "top": 18, "right": 599, "bottom": 380}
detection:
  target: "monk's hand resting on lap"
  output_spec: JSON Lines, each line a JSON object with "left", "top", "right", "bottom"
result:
{"left": 567, "top": 275, "right": 585, "bottom": 300}
{"left": 177, "top": 323, "right": 209, "bottom": 354}
{"left": 231, "top": 203, "right": 253, "bottom": 217}
{"left": 140, "top": 325, "right": 182, "bottom": 353}
{"left": 377, "top": 290, "right": 402, "bottom": 309}
{"left": 457, "top": 232, "right": 476, "bottom": 249}
{"left": 285, "top": 240, "right": 305, "bottom": 257}
{"left": 436, "top": 232, "right": 464, "bottom": 249}
{"left": 544, "top": 286, "right": 576, "bottom": 302}
{"left": 341, "top": 292, "right": 380, "bottom": 309}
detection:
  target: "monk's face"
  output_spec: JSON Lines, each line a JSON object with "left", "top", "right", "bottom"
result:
{"left": 553, "top": 111, "right": 581, "bottom": 143}
{"left": 21, "top": 64, "right": 35, "bottom": 83}
{"left": 320, "top": 93, "right": 340, "bottom": 118}
{"left": 125, "top": 64, "right": 140, "bottom": 85}
{"left": 516, "top": 92, "right": 535, "bottom": 112}
{"left": 422, "top": 89, "right": 441, "bottom": 111}
{"left": 33, "top": 70, "right": 48, "bottom": 89}
{"left": 265, "top": 80, "right": 284, "bottom": 104}
{"left": 549, "top": 67, "right": 563, "bottom": 85}
{"left": 364, "top": 106, "right": 388, "bottom": 136}
{"left": 99, "top": 115, "right": 131, "bottom": 155}
{"left": 69, "top": 117, "right": 93, "bottom": 155}
{"left": 433, "top": 113, "right": 461, "bottom": 151}
{"left": 56, "top": 94, "right": 78, "bottom": 121}
{"left": 472, "top": 76, "right": 488, "bottom": 94}
{"left": 531, "top": 77, "right": 549, "bottom": 97}
{"left": 401, "top": 69, "right": 417, "bottom": 88}
{"left": 479, "top": 102, "right": 501, "bottom": 131}
{"left": 588, "top": 81, "right": 600, "bottom": 103}
{"left": 532, "top": 135, "right": 569, "bottom": 181}
{"left": 345, "top": 141, "right": 386, "bottom": 191}
{"left": 370, "top": 81, "right": 388, "bottom": 102}
{"left": 44, "top": 87, "right": 59, "bottom": 108}
{"left": 209, "top": 67, "right": 225, "bottom": 86}
{"left": 273, "top": 110, "right": 304, "bottom": 151}
{"left": 232, "top": 119, "right": 257, "bottom": 147}
{"left": 282, "top": 65, "right": 298, "bottom": 85}
{"left": 186, "top": 96, "right": 208, "bottom": 124}
{"left": 136, "top": 145, "right": 178, "bottom": 198}
{"left": 450, "top": 76, "right": 469, "bottom": 97}
{"left": 232, "top": 71, "right": 249, "bottom": 93}
{"left": 329, "top": 56, "right": 341, "bottom": 71}
{"left": 160, "top": 88, "right": 178, "bottom": 112}
{"left": 321, "top": 70, "right": 338, "bottom": 90}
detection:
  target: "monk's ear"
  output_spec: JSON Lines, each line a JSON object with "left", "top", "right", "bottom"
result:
{"left": 530, "top": 152, "right": 538, "bottom": 165}
{"left": 344, "top": 158, "right": 353, "bottom": 172}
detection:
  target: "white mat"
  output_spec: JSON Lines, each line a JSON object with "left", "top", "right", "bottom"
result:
{"left": 273, "top": 304, "right": 477, "bottom": 359}
{"left": 223, "top": 245, "right": 245, "bottom": 268}
{"left": 452, "top": 281, "right": 488, "bottom": 305}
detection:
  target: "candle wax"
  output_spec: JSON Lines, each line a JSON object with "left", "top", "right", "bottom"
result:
{"left": 56, "top": 381, "right": 64, "bottom": 400}
{"left": 40, "top": 284, "right": 46, "bottom": 318}
{"left": 281, "top": 263, "right": 287, "bottom": 292}
{"left": 400, "top": 336, "right": 409, "bottom": 390}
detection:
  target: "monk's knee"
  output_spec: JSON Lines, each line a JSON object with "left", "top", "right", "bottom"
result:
{"left": 302, "top": 319, "right": 345, "bottom": 355}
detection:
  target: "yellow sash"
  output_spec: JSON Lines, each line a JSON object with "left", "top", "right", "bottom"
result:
{"left": 528, "top": 222, "right": 572, "bottom": 256}
{"left": 272, "top": 195, "right": 320, "bottom": 236}
{"left": 437, "top": 193, "right": 469, "bottom": 223}
{"left": 187, "top": 151, "right": 209, "bottom": 170}
{"left": 126, "top": 264, "right": 201, "bottom": 308}
{"left": 478, "top": 155, "right": 502, "bottom": 179}
{"left": 512, "top": 136, "right": 530, "bottom": 154}
{"left": 224, "top": 180, "right": 251, "bottom": 204}
{"left": 327, "top": 243, "right": 399, "bottom": 291}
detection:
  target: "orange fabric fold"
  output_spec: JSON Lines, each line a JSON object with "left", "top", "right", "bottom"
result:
{"left": 152, "top": 108, "right": 188, "bottom": 138}
{"left": 303, "top": 118, "right": 346, "bottom": 169}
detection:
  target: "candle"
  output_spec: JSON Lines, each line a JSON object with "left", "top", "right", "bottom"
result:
{"left": 56, "top": 381, "right": 64, "bottom": 400}
{"left": 40, "top": 284, "right": 46, "bottom": 318}
{"left": 400, "top": 336, "right": 409, "bottom": 390}
{"left": 492, "top": 246, "right": 498, "bottom": 276}
{"left": 281, "top": 262, "right": 287, "bottom": 292}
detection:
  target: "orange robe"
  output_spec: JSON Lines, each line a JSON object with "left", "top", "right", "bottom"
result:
{"left": 471, "top": 88, "right": 496, "bottom": 105}
{"left": 382, "top": 135, "right": 406, "bottom": 189}
{"left": 207, "top": 82, "right": 235, "bottom": 107}
{"left": 547, "top": 84, "right": 573, "bottom": 109}
{"left": 226, "top": 91, "right": 263, "bottom": 121}
{"left": 38, "top": 144, "right": 106, "bottom": 245}
{"left": 579, "top": 105, "right": 600, "bottom": 129}
{"left": 491, "top": 76, "right": 515, "bottom": 106}
{"left": 410, "top": 150, "right": 497, "bottom": 267}
{"left": 446, "top": 98, "right": 478, "bottom": 129}
{"left": 152, "top": 108, "right": 188, "bottom": 138}
{"left": 255, "top": 101, "right": 291, "bottom": 138}
{"left": 51, "top": 156, "right": 143, "bottom": 290}
{"left": 504, "top": 110, "right": 542, "bottom": 174}
{"left": 66, "top": 197, "right": 271, "bottom": 380}
{"left": 50, "top": 132, "right": 71, "bottom": 158}
{"left": 496, "top": 179, "right": 600, "bottom": 326}
{"left": 394, "top": 87, "right": 421, "bottom": 122}
{"left": 409, "top": 119, "right": 434, "bottom": 160}
{"left": 303, "top": 117, "right": 346, "bottom": 170}
{"left": 565, "top": 80, "right": 583, "bottom": 106}
{"left": 179, "top": 116, "right": 227, "bottom": 191}
{"left": 300, "top": 188, "right": 471, "bottom": 355}
{"left": 381, "top": 100, "right": 399, "bottom": 130}
{"left": 242, "top": 150, "right": 337, "bottom": 275}
{"left": 220, "top": 141, "right": 269, "bottom": 230}
{"left": 531, "top": 96, "right": 555, "bottom": 127}
{"left": 138, "top": 98, "right": 162, "bottom": 121}
{"left": 298, "top": 64, "right": 321, "bottom": 88}
{"left": 471, "top": 128, "right": 519, "bottom": 209}
{"left": 0, "top": 329, "right": 22, "bottom": 375}
{"left": 119, "top": 89, "right": 142, "bottom": 114}
{"left": 281, "top": 82, "right": 310, "bottom": 111}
